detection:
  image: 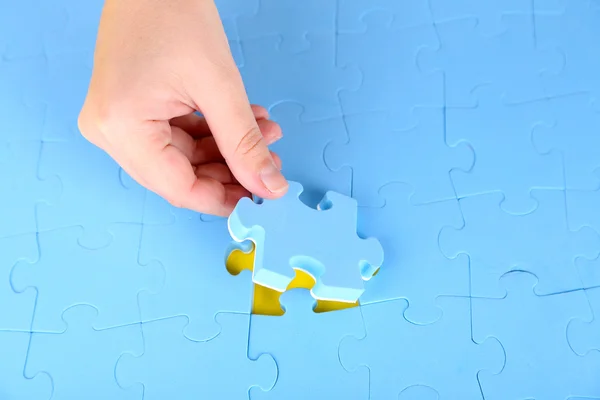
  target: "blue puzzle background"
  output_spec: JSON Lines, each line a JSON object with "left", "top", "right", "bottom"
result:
{"left": 2, "top": 0, "right": 600, "bottom": 398}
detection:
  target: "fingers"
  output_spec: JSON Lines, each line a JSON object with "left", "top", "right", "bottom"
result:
{"left": 170, "top": 118, "right": 283, "bottom": 165}
{"left": 170, "top": 104, "right": 271, "bottom": 138}
{"left": 189, "top": 67, "right": 288, "bottom": 199}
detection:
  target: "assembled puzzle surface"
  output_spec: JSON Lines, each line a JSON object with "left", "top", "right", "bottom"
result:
{"left": 2, "top": 0, "right": 600, "bottom": 398}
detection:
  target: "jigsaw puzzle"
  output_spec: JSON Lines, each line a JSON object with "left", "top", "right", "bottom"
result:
{"left": 228, "top": 180, "right": 384, "bottom": 302}
{"left": 3, "top": 0, "right": 600, "bottom": 398}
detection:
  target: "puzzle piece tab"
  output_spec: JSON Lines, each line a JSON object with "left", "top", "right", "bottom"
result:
{"left": 447, "top": 84, "right": 563, "bottom": 215}
{"left": 26, "top": 305, "right": 143, "bottom": 400}
{"left": 568, "top": 286, "right": 600, "bottom": 357}
{"left": 339, "top": 296, "right": 505, "bottom": 399}
{"left": 324, "top": 107, "right": 473, "bottom": 207}
{"left": 139, "top": 193, "right": 253, "bottom": 341}
{"left": 474, "top": 271, "right": 600, "bottom": 399}
{"left": 238, "top": 33, "right": 361, "bottom": 121}
{"left": 115, "top": 313, "right": 277, "bottom": 399}
{"left": 337, "top": 0, "right": 433, "bottom": 32}
{"left": 11, "top": 224, "right": 164, "bottom": 332}
{"left": 248, "top": 289, "right": 368, "bottom": 400}
{"left": 439, "top": 190, "right": 600, "bottom": 298}
{"left": 357, "top": 182, "right": 469, "bottom": 324}
{"left": 337, "top": 11, "right": 443, "bottom": 129}
{"left": 228, "top": 181, "right": 383, "bottom": 302}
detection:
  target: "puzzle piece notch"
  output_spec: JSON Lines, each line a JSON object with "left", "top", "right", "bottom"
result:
{"left": 225, "top": 241, "right": 360, "bottom": 315}
{"left": 416, "top": 15, "right": 564, "bottom": 107}
{"left": 236, "top": 0, "right": 336, "bottom": 53}
{"left": 249, "top": 289, "right": 369, "bottom": 400}
{"left": 115, "top": 313, "right": 277, "bottom": 399}
{"left": 532, "top": 93, "right": 600, "bottom": 191}
{"left": 446, "top": 83, "right": 564, "bottom": 215}
{"left": 228, "top": 181, "right": 384, "bottom": 302}
{"left": 339, "top": 296, "right": 505, "bottom": 399}
{"left": 567, "top": 286, "right": 600, "bottom": 357}
{"left": 336, "top": 0, "right": 434, "bottom": 33}
{"left": 473, "top": 270, "right": 600, "bottom": 399}
{"left": 11, "top": 224, "right": 165, "bottom": 332}
{"left": 356, "top": 182, "right": 470, "bottom": 324}
{"left": 26, "top": 304, "right": 144, "bottom": 400}
{"left": 238, "top": 33, "right": 362, "bottom": 122}
{"left": 138, "top": 199, "right": 253, "bottom": 341}
{"left": 0, "top": 331, "right": 53, "bottom": 400}
{"left": 336, "top": 10, "right": 444, "bottom": 130}
{"left": 324, "top": 107, "right": 474, "bottom": 207}
{"left": 398, "top": 385, "right": 440, "bottom": 400}
{"left": 438, "top": 190, "right": 600, "bottom": 298}
{"left": 267, "top": 101, "right": 352, "bottom": 206}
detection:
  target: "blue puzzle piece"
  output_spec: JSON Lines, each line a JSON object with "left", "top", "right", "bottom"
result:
{"left": 236, "top": 0, "right": 336, "bottom": 52}
{"left": 228, "top": 181, "right": 383, "bottom": 302}
{"left": 417, "top": 15, "right": 563, "bottom": 107}
{"left": 0, "top": 234, "right": 37, "bottom": 331}
{"left": 11, "top": 225, "right": 165, "bottom": 332}
{"left": 568, "top": 286, "right": 600, "bottom": 357}
{"left": 337, "top": 0, "right": 433, "bottom": 33}
{"left": 474, "top": 271, "right": 600, "bottom": 399}
{"left": 248, "top": 289, "right": 368, "bottom": 400}
{"left": 138, "top": 192, "right": 253, "bottom": 341}
{"left": 532, "top": 93, "right": 600, "bottom": 191}
{"left": 339, "top": 296, "right": 505, "bottom": 399}
{"left": 534, "top": 2, "right": 600, "bottom": 103}
{"left": 439, "top": 190, "right": 600, "bottom": 298}
{"left": 268, "top": 101, "right": 352, "bottom": 206}
{"left": 357, "top": 182, "right": 469, "bottom": 324}
{"left": 446, "top": 84, "right": 563, "bottom": 215}
{"left": 37, "top": 131, "right": 146, "bottom": 249}
{"left": 0, "top": 140, "right": 60, "bottom": 238}
{"left": 26, "top": 305, "right": 144, "bottom": 400}
{"left": 238, "top": 33, "right": 361, "bottom": 122}
{"left": 337, "top": 11, "right": 444, "bottom": 130}
{"left": 115, "top": 313, "right": 277, "bottom": 399}
{"left": 0, "top": 331, "right": 52, "bottom": 400}
{"left": 324, "top": 107, "right": 473, "bottom": 207}
{"left": 428, "top": 0, "right": 532, "bottom": 36}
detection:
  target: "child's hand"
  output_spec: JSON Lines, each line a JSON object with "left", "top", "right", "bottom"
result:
{"left": 78, "top": 0, "right": 289, "bottom": 216}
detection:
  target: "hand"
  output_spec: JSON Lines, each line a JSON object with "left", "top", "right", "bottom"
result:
{"left": 78, "top": 0, "right": 289, "bottom": 217}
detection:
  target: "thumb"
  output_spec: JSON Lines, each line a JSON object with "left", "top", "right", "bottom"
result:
{"left": 196, "top": 71, "right": 288, "bottom": 200}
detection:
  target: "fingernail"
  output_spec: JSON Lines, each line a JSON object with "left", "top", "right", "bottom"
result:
{"left": 260, "top": 161, "right": 288, "bottom": 194}
{"left": 266, "top": 131, "right": 283, "bottom": 146}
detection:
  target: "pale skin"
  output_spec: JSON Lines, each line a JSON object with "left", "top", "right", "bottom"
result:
{"left": 78, "top": 0, "right": 289, "bottom": 217}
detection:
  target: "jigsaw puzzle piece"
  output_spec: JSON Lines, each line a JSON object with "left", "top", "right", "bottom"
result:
{"left": 357, "top": 182, "right": 469, "bottom": 324}
{"left": 228, "top": 181, "right": 383, "bottom": 302}
{"left": 337, "top": 11, "right": 443, "bottom": 130}
{"left": 339, "top": 296, "right": 505, "bottom": 399}
{"left": 37, "top": 129, "right": 146, "bottom": 249}
{"left": 0, "top": 0, "right": 48, "bottom": 60}
{"left": 0, "top": 140, "right": 60, "bottom": 238}
{"left": 0, "top": 234, "right": 38, "bottom": 331}
{"left": 26, "top": 305, "right": 143, "bottom": 400}
{"left": 324, "top": 107, "right": 473, "bottom": 207}
{"left": 429, "top": 0, "right": 532, "bottom": 36}
{"left": 447, "top": 84, "right": 563, "bottom": 214}
{"left": 473, "top": 271, "right": 600, "bottom": 399}
{"left": 337, "top": 0, "right": 433, "bottom": 32}
{"left": 439, "top": 190, "right": 600, "bottom": 298}
{"left": 225, "top": 243, "right": 359, "bottom": 316}
{"left": 568, "top": 286, "right": 600, "bottom": 358}
{"left": 532, "top": 93, "right": 600, "bottom": 191}
{"left": 248, "top": 289, "right": 368, "bottom": 400}
{"left": 115, "top": 313, "right": 277, "bottom": 399}
{"left": 534, "top": 2, "right": 600, "bottom": 103}
{"left": 11, "top": 224, "right": 164, "bottom": 332}
{"left": 0, "top": 58, "right": 47, "bottom": 141}
{"left": 268, "top": 102, "right": 352, "bottom": 206}
{"left": 417, "top": 16, "right": 563, "bottom": 107}
{"left": 238, "top": 33, "right": 361, "bottom": 122}
{"left": 236, "top": 0, "right": 336, "bottom": 52}
{"left": 0, "top": 331, "right": 52, "bottom": 400}
{"left": 138, "top": 195, "right": 253, "bottom": 341}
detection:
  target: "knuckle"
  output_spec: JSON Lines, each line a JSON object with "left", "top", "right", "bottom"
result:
{"left": 235, "top": 126, "right": 265, "bottom": 158}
